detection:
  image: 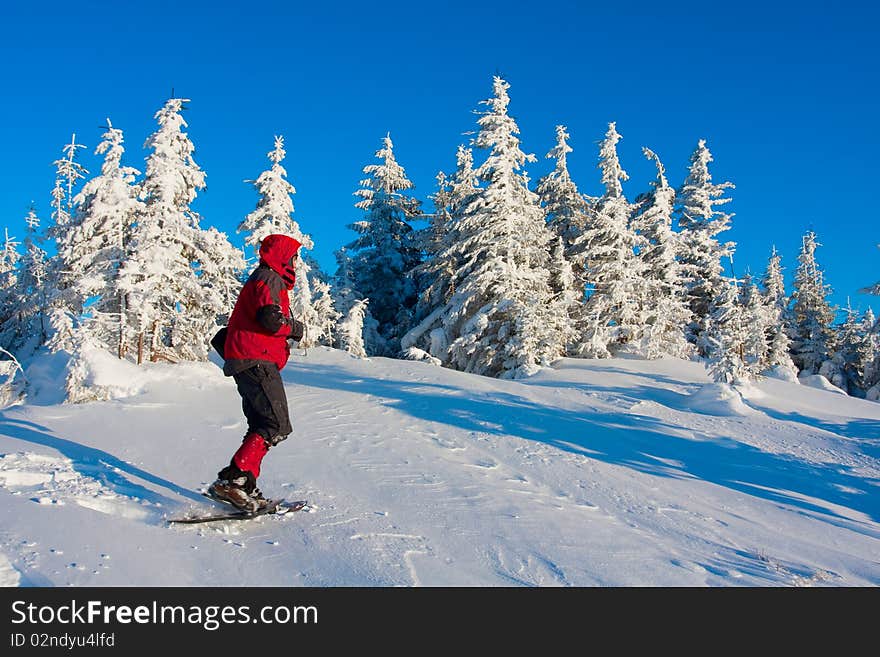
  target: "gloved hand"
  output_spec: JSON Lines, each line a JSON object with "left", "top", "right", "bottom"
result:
{"left": 256, "top": 304, "right": 286, "bottom": 333}
{"left": 288, "top": 318, "right": 305, "bottom": 342}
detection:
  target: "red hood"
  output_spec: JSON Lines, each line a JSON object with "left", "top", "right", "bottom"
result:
{"left": 259, "top": 234, "right": 302, "bottom": 289}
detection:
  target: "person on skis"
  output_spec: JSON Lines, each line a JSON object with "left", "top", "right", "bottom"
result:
{"left": 209, "top": 233, "right": 304, "bottom": 512}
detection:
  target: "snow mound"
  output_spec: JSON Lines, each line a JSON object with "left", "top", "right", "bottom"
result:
{"left": 686, "top": 383, "right": 752, "bottom": 416}
{"left": 401, "top": 347, "right": 441, "bottom": 366}
{"left": 24, "top": 345, "right": 224, "bottom": 404}
{"left": 798, "top": 374, "right": 847, "bottom": 395}
{"left": 763, "top": 364, "right": 800, "bottom": 383}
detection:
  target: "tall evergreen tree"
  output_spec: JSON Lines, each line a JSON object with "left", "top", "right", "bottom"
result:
{"left": 760, "top": 247, "right": 797, "bottom": 376}
{"left": 739, "top": 274, "right": 772, "bottom": 376}
{"left": 118, "top": 97, "right": 212, "bottom": 363}
{"left": 704, "top": 279, "right": 750, "bottom": 385}
{"left": 239, "top": 135, "right": 333, "bottom": 347}
{"left": 45, "top": 135, "right": 89, "bottom": 353}
{"left": 861, "top": 308, "right": 880, "bottom": 397}
{"left": 789, "top": 231, "right": 836, "bottom": 375}
{"left": 630, "top": 147, "right": 692, "bottom": 360}
{"left": 438, "top": 77, "right": 563, "bottom": 378}
{"left": 574, "top": 122, "right": 644, "bottom": 358}
{"left": 69, "top": 119, "right": 143, "bottom": 359}
{"left": 411, "top": 145, "right": 479, "bottom": 330}
{"left": 345, "top": 134, "right": 422, "bottom": 354}
{"left": 238, "top": 135, "right": 302, "bottom": 256}
{"left": 831, "top": 304, "right": 866, "bottom": 394}
{"left": 675, "top": 139, "right": 735, "bottom": 353}
{"left": 536, "top": 125, "right": 590, "bottom": 284}
{"left": 0, "top": 229, "right": 22, "bottom": 350}
{"left": 18, "top": 208, "right": 50, "bottom": 348}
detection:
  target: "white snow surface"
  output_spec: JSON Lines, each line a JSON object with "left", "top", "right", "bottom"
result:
{"left": 0, "top": 347, "right": 878, "bottom": 587}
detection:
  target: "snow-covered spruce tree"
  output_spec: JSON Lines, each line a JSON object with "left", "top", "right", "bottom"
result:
{"left": 67, "top": 119, "right": 143, "bottom": 359}
{"left": 0, "top": 229, "right": 21, "bottom": 350}
{"left": 239, "top": 135, "right": 334, "bottom": 348}
{"left": 239, "top": 136, "right": 303, "bottom": 256}
{"left": 439, "top": 77, "right": 563, "bottom": 378}
{"left": 536, "top": 125, "right": 591, "bottom": 285}
{"left": 675, "top": 139, "right": 735, "bottom": 354}
{"left": 760, "top": 247, "right": 797, "bottom": 377}
{"left": 738, "top": 274, "right": 772, "bottom": 377}
{"left": 331, "top": 247, "right": 383, "bottom": 352}
{"left": 704, "top": 278, "right": 750, "bottom": 385}
{"left": 338, "top": 298, "right": 369, "bottom": 358}
{"left": 789, "top": 231, "right": 836, "bottom": 375}
{"left": 830, "top": 303, "right": 873, "bottom": 396}
{"left": 407, "top": 145, "right": 480, "bottom": 352}
{"left": 118, "top": 97, "right": 213, "bottom": 363}
{"left": 16, "top": 208, "right": 50, "bottom": 350}
{"left": 47, "top": 134, "right": 88, "bottom": 244}
{"left": 547, "top": 236, "right": 581, "bottom": 351}
{"left": 45, "top": 134, "right": 89, "bottom": 353}
{"left": 331, "top": 247, "right": 359, "bottom": 323}
{"left": 411, "top": 170, "right": 452, "bottom": 317}
{"left": 573, "top": 122, "right": 644, "bottom": 358}
{"left": 630, "top": 147, "right": 692, "bottom": 360}
{"left": 345, "top": 134, "right": 422, "bottom": 354}
{"left": 861, "top": 308, "right": 880, "bottom": 400}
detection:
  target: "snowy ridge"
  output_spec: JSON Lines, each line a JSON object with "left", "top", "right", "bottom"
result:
{"left": 0, "top": 347, "right": 878, "bottom": 587}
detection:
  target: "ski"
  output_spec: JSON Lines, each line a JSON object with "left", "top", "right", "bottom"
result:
{"left": 168, "top": 499, "right": 308, "bottom": 525}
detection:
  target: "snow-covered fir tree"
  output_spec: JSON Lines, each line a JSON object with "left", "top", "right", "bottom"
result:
{"left": 704, "top": 278, "right": 750, "bottom": 385}
{"left": 0, "top": 229, "right": 21, "bottom": 350}
{"left": 789, "top": 231, "right": 836, "bottom": 375}
{"left": 573, "top": 122, "right": 644, "bottom": 358}
{"left": 338, "top": 298, "right": 369, "bottom": 358}
{"left": 830, "top": 303, "right": 874, "bottom": 396}
{"left": 675, "top": 139, "right": 735, "bottom": 353}
{"left": 438, "top": 77, "right": 563, "bottom": 378}
{"left": 536, "top": 125, "right": 591, "bottom": 284}
{"left": 861, "top": 308, "right": 880, "bottom": 399}
{"left": 331, "top": 247, "right": 360, "bottom": 321}
{"left": 239, "top": 135, "right": 334, "bottom": 347}
{"left": 47, "top": 134, "right": 88, "bottom": 242}
{"left": 238, "top": 135, "right": 306, "bottom": 255}
{"left": 760, "top": 247, "right": 797, "bottom": 377}
{"left": 17, "top": 208, "right": 50, "bottom": 349}
{"left": 630, "top": 147, "right": 692, "bottom": 360}
{"left": 547, "top": 236, "right": 581, "bottom": 351}
{"left": 411, "top": 145, "right": 480, "bottom": 330}
{"left": 45, "top": 135, "right": 89, "bottom": 353}
{"left": 68, "top": 119, "right": 143, "bottom": 359}
{"left": 345, "top": 133, "right": 422, "bottom": 354}
{"left": 738, "top": 274, "right": 772, "bottom": 377}
{"left": 117, "top": 97, "right": 215, "bottom": 363}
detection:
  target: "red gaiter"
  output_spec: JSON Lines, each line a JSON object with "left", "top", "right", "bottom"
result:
{"left": 232, "top": 433, "right": 269, "bottom": 479}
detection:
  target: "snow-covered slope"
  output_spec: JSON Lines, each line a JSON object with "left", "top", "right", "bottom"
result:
{"left": 0, "top": 347, "right": 877, "bottom": 587}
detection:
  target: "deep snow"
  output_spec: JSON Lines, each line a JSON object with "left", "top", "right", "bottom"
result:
{"left": 0, "top": 347, "right": 878, "bottom": 587}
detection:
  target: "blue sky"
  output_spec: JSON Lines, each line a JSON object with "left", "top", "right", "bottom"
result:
{"left": 1, "top": 0, "right": 877, "bottom": 317}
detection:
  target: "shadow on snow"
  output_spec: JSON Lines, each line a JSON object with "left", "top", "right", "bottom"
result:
{"left": 0, "top": 414, "right": 205, "bottom": 510}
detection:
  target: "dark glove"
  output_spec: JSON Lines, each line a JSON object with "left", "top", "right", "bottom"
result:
{"left": 288, "top": 318, "right": 305, "bottom": 342}
{"left": 256, "top": 304, "right": 286, "bottom": 333}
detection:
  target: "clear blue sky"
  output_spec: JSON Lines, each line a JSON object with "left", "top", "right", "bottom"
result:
{"left": 1, "top": 0, "right": 877, "bottom": 317}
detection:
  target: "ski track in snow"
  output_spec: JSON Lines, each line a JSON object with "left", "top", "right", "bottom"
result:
{"left": 0, "top": 348, "right": 878, "bottom": 586}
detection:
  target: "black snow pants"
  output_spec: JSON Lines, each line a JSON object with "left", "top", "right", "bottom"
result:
{"left": 233, "top": 362, "right": 292, "bottom": 445}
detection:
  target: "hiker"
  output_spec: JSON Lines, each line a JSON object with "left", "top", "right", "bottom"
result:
{"left": 209, "top": 233, "right": 304, "bottom": 511}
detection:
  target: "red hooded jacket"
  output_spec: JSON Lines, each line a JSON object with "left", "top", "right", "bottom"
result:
{"left": 223, "top": 234, "right": 302, "bottom": 373}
